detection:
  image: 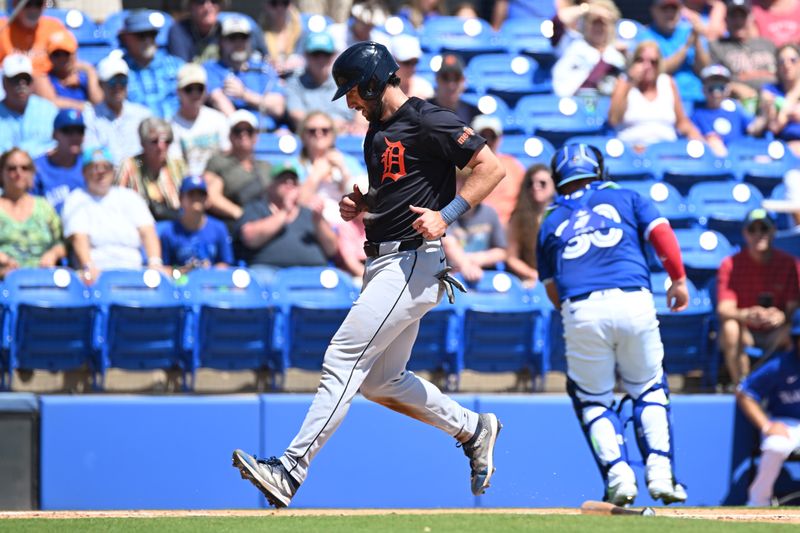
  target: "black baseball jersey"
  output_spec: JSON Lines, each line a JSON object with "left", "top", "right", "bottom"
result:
{"left": 362, "top": 97, "right": 486, "bottom": 242}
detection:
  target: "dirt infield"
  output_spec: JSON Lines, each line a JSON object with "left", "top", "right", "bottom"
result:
{"left": 1, "top": 508, "right": 798, "bottom": 524}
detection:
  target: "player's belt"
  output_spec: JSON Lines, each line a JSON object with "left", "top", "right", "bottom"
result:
{"left": 363, "top": 237, "right": 425, "bottom": 258}
{"left": 568, "top": 286, "right": 646, "bottom": 303}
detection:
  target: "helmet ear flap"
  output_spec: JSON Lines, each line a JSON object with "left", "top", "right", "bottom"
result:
{"left": 359, "top": 77, "right": 380, "bottom": 100}
{"left": 550, "top": 151, "right": 561, "bottom": 184}
{"left": 587, "top": 145, "right": 606, "bottom": 181}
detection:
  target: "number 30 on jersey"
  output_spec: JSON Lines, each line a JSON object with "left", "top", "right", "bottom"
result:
{"left": 554, "top": 204, "right": 623, "bottom": 260}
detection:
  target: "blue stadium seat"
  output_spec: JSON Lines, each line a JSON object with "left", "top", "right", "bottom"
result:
{"left": 687, "top": 181, "right": 764, "bottom": 248}
{"left": 407, "top": 300, "right": 461, "bottom": 391}
{"left": 254, "top": 132, "right": 300, "bottom": 161}
{"left": 458, "top": 93, "right": 513, "bottom": 128}
{"left": 644, "top": 140, "right": 735, "bottom": 196}
{"left": 615, "top": 19, "right": 644, "bottom": 52}
{"left": 92, "top": 270, "right": 189, "bottom": 389}
{"left": 335, "top": 135, "right": 364, "bottom": 159}
{"left": 77, "top": 43, "right": 116, "bottom": 66}
{"left": 499, "top": 134, "right": 555, "bottom": 169}
{"left": 564, "top": 135, "right": 655, "bottom": 181}
{"left": 773, "top": 229, "right": 800, "bottom": 257}
{"left": 514, "top": 94, "right": 605, "bottom": 144}
{"left": 458, "top": 271, "right": 550, "bottom": 389}
{"left": 498, "top": 17, "right": 556, "bottom": 69}
{"left": 673, "top": 228, "right": 734, "bottom": 288}
{"left": 465, "top": 54, "right": 550, "bottom": 105}
{"left": 2, "top": 268, "right": 96, "bottom": 390}
{"left": 269, "top": 267, "right": 358, "bottom": 372}
{"left": 419, "top": 17, "right": 503, "bottom": 58}
{"left": 768, "top": 182, "right": 794, "bottom": 231}
{"left": 619, "top": 180, "right": 694, "bottom": 229}
{"left": 727, "top": 138, "right": 799, "bottom": 197}
{"left": 300, "top": 12, "right": 334, "bottom": 35}
{"left": 184, "top": 268, "right": 278, "bottom": 390}
{"left": 45, "top": 8, "right": 106, "bottom": 45}
{"left": 101, "top": 10, "right": 174, "bottom": 49}
{"left": 650, "top": 272, "right": 717, "bottom": 388}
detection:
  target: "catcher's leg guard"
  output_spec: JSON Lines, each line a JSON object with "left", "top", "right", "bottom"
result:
{"left": 567, "top": 378, "right": 636, "bottom": 504}
{"left": 629, "top": 372, "right": 687, "bottom": 503}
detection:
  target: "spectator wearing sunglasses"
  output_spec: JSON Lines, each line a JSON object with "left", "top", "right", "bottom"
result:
{"left": 204, "top": 15, "right": 286, "bottom": 130}
{"left": 120, "top": 10, "right": 186, "bottom": 119}
{"left": 291, "top": 111, "right": 367, "bottom": 277}
{"left": 286, "top": 31, "right": 353, "bottom": 131}
{"left": 0, "top": 54, "right": 58, "bottom": 159}
{"left": 609, "top": 41, "right": 702, "bottom": 151}
{"left": 204, "top": 109, "right": 272, "bottom": 224}
{"left": 169, "top": 63, "right": 230, "bottom": 177}
{"left": 32, "top": 110, "right": 87, "bottom": 214}
{"left": 82, "top": 54, "right": 153, "bottom": 167}
{"left": 690, "top": 65, "right": 758, "bottom": 156}
{"left": 390, "top": 33, "right": 433, "bottom": 100}
{"left": 0, "top": 0, "right": 68, "bottom": 98}
{"left": 259, "top": 0, "right": 306, "bottom": 78}
{"left": 0, "top": 147, "right": 65, "bottom": 279}
{"left": 717, "top": 208, "right": 800, "bottom": 387}
{"left": 168, "top": 0, "right": 268, "bottom": 63}
{"left": 40, "top": 30, "right": 103, "bottom": 111}
{"left": 505, "top": 164, "right": 556, "bottom": 287}
{"left": 753, "top": 44, "right": 800, "bottom": 156}
{"left": 116, "top": 117, "right": 188, "bottom": 221}
{"left": 427, "top": 53, "right": 480, "bottom": 125}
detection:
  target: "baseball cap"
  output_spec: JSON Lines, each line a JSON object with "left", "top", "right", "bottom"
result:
{"left": 120, "top": 10, "right": 164, "bottom": 35}
{"left": 47, "top": 30, "right": 78, "bottom": 55}
{"left": 471, "top": 115, "right": 503, "bottom": 137}
{"left": 179, "top": 175, "right": 208, "bottom": 195}
{"left": 177, "top": 63, "right": 207, "bottom": 89}
{"left": 97, "top": 54, "right": 129, "bottom": 82}
{"left": 2, "top": 54, "right": 32, "bottom": 78}
{"left": 437, "top": 53, "right": 464, "bottom": 77}
{"left": 700, "top": 64, "right": 731, "bottom": 82}
{"left": 391, "top": 34, "right": 422, "bottom": 63}
{"left": 725, "top": 0, "right": 751, "bottom": 12}
{"left": 304, "top": 31, "right": 335, "bottom": 54}
{"left": 743, "top": 208, "right": 775, "bottom": 229}
{"left": 270, "top": 160, "right": 301, "bottom": 181}
{"left": 81, "top": 146, "right": 113, "bottom": 168}
{"left": 221, "top": 15, "right": 252, "bottom": 37}
{"left": 228, "top": 109, "right": 258, "bottom": 129}
{"left": 54, "top": 109, "right": 85, "bottom": 130}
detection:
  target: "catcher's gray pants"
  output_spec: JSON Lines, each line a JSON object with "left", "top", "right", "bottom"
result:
{"left": 279, "top": 240, "right": 479, "bottom": 484}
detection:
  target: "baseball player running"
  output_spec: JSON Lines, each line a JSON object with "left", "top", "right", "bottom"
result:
{"left": 537, "top": 143, "right": 689, "bottom": 506}
{"left": 232, "top": 41, "right": 506, "bottom": 508}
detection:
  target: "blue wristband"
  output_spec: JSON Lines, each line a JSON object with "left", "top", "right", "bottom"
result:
{"left": 440, "top": 195, "right": 471, "bottom": 225}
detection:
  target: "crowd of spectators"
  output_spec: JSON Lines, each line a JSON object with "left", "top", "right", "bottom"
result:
{"left": 3, "top": 0, "right": 800, "bottom": 396}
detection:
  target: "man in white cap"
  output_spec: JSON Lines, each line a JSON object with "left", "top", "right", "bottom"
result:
{"left": 169, "top": 62, "right": 230, "bottom": 176}
{"left": 390, "top": 33, "right": 433, "bottom": 100}
{"left": 0, "top": 53, "right": 58, "bottom": 158}
{"left": 286, "top": 31, "right": 353, "bottom": 130}
{"left": 83, "top": 54, "right": 153, "bottom": 167}
{"left": 204, "top": 109, "right": 272, "bottom": 224}
{"left": 203, "top": 15, "right": 285, "bottom": 130}
{"left": 468, "top": 114, "right": 525, "bottom": 225}
{"left": 328, "top": 0, "right": 391, "bottom": 53}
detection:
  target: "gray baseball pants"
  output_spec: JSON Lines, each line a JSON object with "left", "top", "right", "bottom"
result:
{"left": 278, "top": 241, "right": 479, "bottom": 484}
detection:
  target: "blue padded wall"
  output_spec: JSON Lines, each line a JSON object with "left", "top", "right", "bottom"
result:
{"left": 263, "top": 394, "right": 478, "bottom": 508}
{"left": 40, "top": 396, "right": 262, "bottom": 510}
{"left": 38, "top": 394, "right": 789, "bottom": 509}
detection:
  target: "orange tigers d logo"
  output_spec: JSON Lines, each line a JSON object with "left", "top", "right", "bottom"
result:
{"left": 380, "top": 138, "right": 407, "bottom": 182}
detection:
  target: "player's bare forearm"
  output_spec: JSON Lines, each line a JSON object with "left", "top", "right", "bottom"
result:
{"left": 736, "top": 390, "right": 771, "bottom": 432}
{"left": 458, "top": 145, "right": 506, "bottom": 208}
{"left": 544, "top": 279, "right": 561, "bottom": 310}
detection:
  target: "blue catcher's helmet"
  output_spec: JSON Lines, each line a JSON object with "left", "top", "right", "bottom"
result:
{"left": 550, "top": 143, "right": 606, "bottom": 189}
{"left": 331, "top": 41, "right": 399, "bottom": 101}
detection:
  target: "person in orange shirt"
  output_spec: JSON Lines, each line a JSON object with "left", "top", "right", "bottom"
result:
{"left": 470, "top": 114, "right": 526, "bottom": 226}
{"left": 0, "top": 0, "right": 69, "bottom": 95}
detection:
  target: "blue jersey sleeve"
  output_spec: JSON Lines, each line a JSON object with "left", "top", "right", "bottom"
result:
{"left": 631, "top": 189, "right": 663, "bottom": 236}
{"left": 739, "top": 356, "right": 781, "bottom": 402}
{"left": 536, "top": 209, "right": 557, "bottom": 282}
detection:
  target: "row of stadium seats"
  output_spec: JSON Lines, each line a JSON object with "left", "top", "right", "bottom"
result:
{"left": 0, "top": 267, "right": 721, "bottom": 392}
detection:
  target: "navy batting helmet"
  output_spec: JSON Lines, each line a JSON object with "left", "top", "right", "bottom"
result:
{"left": 550, "top": 143, "right": 606, "bottom": 189}
{"left": 331, "top": 41, "right": 399, "bottom": 101}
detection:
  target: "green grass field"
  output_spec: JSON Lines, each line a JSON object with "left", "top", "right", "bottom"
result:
{"left": 0, "top": 513, "right": 797, "bottom": 533}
